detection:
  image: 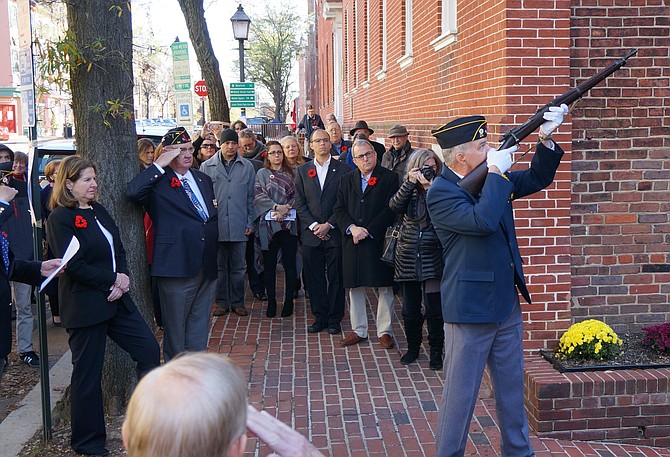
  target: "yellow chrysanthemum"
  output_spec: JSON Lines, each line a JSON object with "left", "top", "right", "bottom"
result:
{"left": 556, "top": 319, "right": 622, "bottom": 361}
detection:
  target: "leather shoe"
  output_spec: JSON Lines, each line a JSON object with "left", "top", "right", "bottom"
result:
{"left": 380, "top": 334, "right": 395, "bottom": 349}
{"left": 233, "top": 306, "right": 249, "bottom": 316}
{"left": 213, "top": 307, "right": 229, "bottom": 316}
{"left": 253, "top": 292, "right": 267, "bottom": 301}
{"left": 307, "top": 322, "right": 328, "bottom": 333}
{"left": 340, "top": 332, "right": 368, "bottom": 347}
{"left": 328, "top": 324, "right": 342, "bottom": 335}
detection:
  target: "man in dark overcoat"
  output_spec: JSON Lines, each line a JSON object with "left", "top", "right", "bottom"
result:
{"left": 333, "top": 139, "right": 399, "bottom": 349}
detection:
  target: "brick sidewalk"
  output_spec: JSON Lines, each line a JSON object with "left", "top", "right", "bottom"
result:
{"left": 208, "top": 288, "right": 670, "bottom": 457}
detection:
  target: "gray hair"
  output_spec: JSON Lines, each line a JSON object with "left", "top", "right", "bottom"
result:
{"left": 351, "top": 138, "right": 374, "bottom": 158}
{"left": 441, "top": 143, "right": 468, "bottom": 167}
{"left": 238, "top": 128, "right": 256, "bottom": 140}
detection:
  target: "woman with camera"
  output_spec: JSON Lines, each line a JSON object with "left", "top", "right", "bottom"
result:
{"left": 389, "top": 149, "right": 445, "bottom": 370}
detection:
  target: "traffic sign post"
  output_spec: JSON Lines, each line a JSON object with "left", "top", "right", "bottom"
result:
{"left": 230, "top": 82, "right": 256, "bottom": 108}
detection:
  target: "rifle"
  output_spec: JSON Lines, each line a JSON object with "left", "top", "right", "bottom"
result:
{"left": 457, "top": 49, "right": 638, "bottom": 196}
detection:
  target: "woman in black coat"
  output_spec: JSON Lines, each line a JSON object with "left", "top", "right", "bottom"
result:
{"left": 389, "top": 148, "right": 445, "bottom": 370}
{"left": 46, "top": 156, "right": 160, "bottom": 456}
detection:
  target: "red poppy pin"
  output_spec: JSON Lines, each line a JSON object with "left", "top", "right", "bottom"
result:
{"left": 307, "top": 169, "right": 317, "bottom": 178}
{"left": 368, "top": 177, "right": 377, "bottom": 186}
{"left": 75, "top": 215, "right": 88, "bottom": 229}
{"left": 341, "top": 145, "right": 348, "bottom": 152}
{"left": 170, "top": 177, "right": 182, "bottom": 188}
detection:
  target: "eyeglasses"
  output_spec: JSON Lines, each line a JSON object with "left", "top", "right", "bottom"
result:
{"left": 312, "top": 138, "right": 330, "bottom": 144}
{"left": 353, "top": 151, "right": 374, "bottom": 160}
{"left": 201, "top": 144, "right": 216, "bottom": 149}
{"left": 267, "top": 150, "right": 284, "bottom": 156}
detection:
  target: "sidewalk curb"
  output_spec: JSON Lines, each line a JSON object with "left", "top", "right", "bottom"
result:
{"left": 0, "top": 350, "right": 72, "bottom": 457}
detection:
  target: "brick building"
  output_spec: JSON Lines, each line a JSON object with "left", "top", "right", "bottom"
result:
{"left": 303, "top": 0, "right": 670, "bottom": 350}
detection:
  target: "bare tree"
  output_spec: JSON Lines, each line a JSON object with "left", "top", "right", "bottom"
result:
{"left": 176, "top": 0, "right": 230, "bottom": 122}
{"left": 244, "top": 2, "right": 304, "bottom": 121}
{"left": 65, "top": 0, "right": 153, "bottom": 414}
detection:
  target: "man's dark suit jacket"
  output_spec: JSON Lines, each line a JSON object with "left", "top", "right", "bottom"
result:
{"left": 47, "top": 203, "right": 137, "bottom": 329}
{"left": 294, "top": 157, "right": 349, "bottom": 247}
{"left": 0, "top": 203, "right": 42, "bottom": 359}
{"left": 127, "top": 164, "right": 218, "bottom": 279}
{"left": 426, "top": 142, "right": 564, "bottom": 324}
{"left": 333, "top": 164, "right": 399, "bottom": 289}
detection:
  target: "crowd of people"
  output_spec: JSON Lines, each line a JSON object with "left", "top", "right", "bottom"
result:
{"left": 0, "top": 102, "right": 569, "bottom": 456}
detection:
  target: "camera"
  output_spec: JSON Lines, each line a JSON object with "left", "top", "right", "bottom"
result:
{"left": 420, "top": 166, "right": 435, "bottom": 181}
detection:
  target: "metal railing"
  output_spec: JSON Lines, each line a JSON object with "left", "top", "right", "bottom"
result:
{"left": 246, "top": 122, "right": 294, "bottom": 141}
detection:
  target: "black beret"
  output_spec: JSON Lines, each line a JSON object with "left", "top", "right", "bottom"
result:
{"left": 431, "top": 116, "right": 487, "bottom": 149}
{"left": 161, "top": 127, "right": 191, "bottom": 148}
{"left": 219, "top": 128, "right": 239, "bottom": 144}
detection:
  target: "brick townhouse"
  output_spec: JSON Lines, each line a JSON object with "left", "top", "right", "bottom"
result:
{"left": 301, "top": 0, "right": 670, "bottom": 352}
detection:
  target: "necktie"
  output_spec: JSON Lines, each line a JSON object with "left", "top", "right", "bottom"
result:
{"left": 1, "top": 232, "right": 9, "bottom": 275}
{"left": 181, "top": 178, "right": 207, "bottom": 221}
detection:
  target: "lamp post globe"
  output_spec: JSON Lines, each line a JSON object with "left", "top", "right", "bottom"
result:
{"left": 231, "top": 4, "right": 251, "bottom": 119}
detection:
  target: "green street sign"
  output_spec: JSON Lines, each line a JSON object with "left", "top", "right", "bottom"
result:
{"left": 229, "top": 82, "right": 255, "bottom": 108}
{"left": 174, "top": 82, "right": 191, "bottom": 91}
{"left": 230, "top": 100, "right": 255, "bottom": 108}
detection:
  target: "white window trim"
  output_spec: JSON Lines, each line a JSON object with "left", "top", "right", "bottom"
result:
{"left": 398, "top": 0, "right": 413, "bottom": 69}
{"left": 432, "top": 0, "right": 457, "bottom": 51}
{"left": 375, "top": 0, "right": 387, "bottom": 80}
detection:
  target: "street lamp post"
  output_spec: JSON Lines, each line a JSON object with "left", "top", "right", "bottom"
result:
{"left": 231, "top": 4, "right": 251, "bottom": 121}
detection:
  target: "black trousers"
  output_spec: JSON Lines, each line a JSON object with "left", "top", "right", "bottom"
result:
{"left": 401, "top": 281, "right": 444, "bottom": 348}
{"left": 302, "top": 241, "right": 345, "bottom": 326}
{"left": 67, "top": 302, "right": 159, "bottom": 455}
{"left": 263, "top": 230, "right": 298, "bottom": 303}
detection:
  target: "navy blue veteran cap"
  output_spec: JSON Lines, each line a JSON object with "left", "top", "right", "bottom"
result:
{"left": 161, "top": 127, "right": 191, "bottom": 148}
{"left": 431, "top": 116, "right": 487, "bottom": 149}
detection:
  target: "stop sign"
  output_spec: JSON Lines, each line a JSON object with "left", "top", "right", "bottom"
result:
{"left": 194, "top": 80, "right": 208, "bottom": 97}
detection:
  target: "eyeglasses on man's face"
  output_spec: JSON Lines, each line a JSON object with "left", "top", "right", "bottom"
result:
{"left": 312, "top": 138, "right": 330, "bottom": 144}
{"left": 353, "top": 151, "right": 374, "bottom": 161}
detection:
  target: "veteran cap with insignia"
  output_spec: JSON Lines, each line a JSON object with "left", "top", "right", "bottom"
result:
{"left": 431, "top": 116, "right": 487, "bottom": 149}
{"left": 161, "top": 126, "right": 192, "bottom": 148}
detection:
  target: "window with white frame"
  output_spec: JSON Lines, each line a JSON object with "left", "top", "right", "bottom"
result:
{"left": 375, "top": 0, "right": 387, "bottom": 80}
{"left": 431, "top": 0, "right": 457, "bottom": 51}
{"left": 397, "top": 0, "right": 413, "bottom": 69}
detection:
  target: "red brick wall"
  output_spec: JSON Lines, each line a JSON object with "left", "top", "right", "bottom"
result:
{"left": 311, "top": 0, "right": 670, "bottom": 349}
{"left": 314, "top": 0, "right": 574, "bottom": 351}
{"left": 570, "top": 0, "right": 670, "bottom": 333}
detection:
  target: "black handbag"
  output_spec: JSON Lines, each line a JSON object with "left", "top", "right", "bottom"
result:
{"left": 381, "top": 222, "right": 401, "bottom": 267}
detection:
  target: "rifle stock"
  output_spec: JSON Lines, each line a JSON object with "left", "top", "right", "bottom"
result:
{"left": 457, "top": 49, "right": 638, "bottom": 196}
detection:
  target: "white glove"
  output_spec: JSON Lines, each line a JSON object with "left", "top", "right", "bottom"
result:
{"left": 539, "top": 103, "right": 569, "bottom": 138}
{"left": 486, "top": 145, "right": 518, "bottom": 174}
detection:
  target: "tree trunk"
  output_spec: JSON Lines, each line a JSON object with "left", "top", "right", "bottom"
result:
{"left": 66, "top": 0, "right": 154, "bottom": 415}
{"left": 176, "top": 0, "right": 230, "bottom": 123}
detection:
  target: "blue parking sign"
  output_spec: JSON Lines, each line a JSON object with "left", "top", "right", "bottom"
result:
{"left": 180, "top": 104, "right": 190, "bottom": 117}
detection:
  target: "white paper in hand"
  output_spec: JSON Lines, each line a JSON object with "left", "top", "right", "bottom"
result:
{"left": 39, "top": 236, "right": 79, "bottom": 292}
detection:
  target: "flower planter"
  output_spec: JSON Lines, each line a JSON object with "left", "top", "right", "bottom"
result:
{"left": 539, "top": 349, "right": 670, "bottom": 373}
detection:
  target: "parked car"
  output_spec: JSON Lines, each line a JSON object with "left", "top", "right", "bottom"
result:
{"left": 35, "top": 125, "right": 169, "bottom": 184}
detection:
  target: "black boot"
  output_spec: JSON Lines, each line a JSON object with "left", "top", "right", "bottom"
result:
{"left": 281, "top": 300, "right": 294, "bottom": 317}
{"left": 429, "top": 348, "right": 444, "bottom": 370}
{"left": 266, "top": 300, "right": 277, "bottom": 318}
{"left": 400, "top": 318, "right": 423, "bottom": 365}
{"left": 427, "top": 317, "right": 444, "bottom": 370}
